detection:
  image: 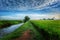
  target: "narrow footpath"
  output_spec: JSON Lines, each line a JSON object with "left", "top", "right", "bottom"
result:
{"left": 13, "top": 30, "right": 32, "bottom": 40}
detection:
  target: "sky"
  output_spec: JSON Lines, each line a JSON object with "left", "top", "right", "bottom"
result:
{"left": 0, "top": 0, "right": 60, "bottom": 20}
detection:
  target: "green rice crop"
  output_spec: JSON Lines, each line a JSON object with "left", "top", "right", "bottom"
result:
{"left": 31, "top": 20, "right": 60, "bottom": 40}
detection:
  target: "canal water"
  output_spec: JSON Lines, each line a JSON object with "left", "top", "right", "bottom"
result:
{"left": 0, "top": 23, "right": 23, "bottom": 38}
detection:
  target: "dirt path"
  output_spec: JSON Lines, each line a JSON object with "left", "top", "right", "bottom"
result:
{"left": 13, "top": 30, "right": 32, "bottom": 40}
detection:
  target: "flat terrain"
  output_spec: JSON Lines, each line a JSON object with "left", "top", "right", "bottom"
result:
{"left": 31, "top": 20, "right": 60, "bottom": 40}
{"left": 0, "top": 20, "right": 22, "bottom": 28}
{"left": 0, "top": 20, "right": 60, "bottom": 40}
{"left": 13, "top": 30, "right": 32, "bottom": 40}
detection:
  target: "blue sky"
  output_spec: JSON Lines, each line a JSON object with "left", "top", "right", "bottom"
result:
{"left": 0, "top": 0, "right": 60, "bottom": 20}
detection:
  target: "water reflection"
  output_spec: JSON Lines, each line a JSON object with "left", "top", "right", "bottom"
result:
{"left": 0, "top": 23, "right": 23, "bottom": 38}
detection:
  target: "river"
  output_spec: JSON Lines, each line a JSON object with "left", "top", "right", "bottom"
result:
{"left": 0, "top": 23, "right": 23, "bottom": 38}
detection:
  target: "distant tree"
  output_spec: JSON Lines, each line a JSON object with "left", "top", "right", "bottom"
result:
{"left": 43, "top": 18, "right": 46, "bottom": 20}
{"left": 51, "top": 17, "right": 55, "bottom": 20}
{"left": 48, "top": 18, "right": 51, "bottom": 20}
{"left": 47, "top": 17, "right": 55, "bottom": 20}
{"left": 23, "top": 16, "right": 30, "bottom": 23}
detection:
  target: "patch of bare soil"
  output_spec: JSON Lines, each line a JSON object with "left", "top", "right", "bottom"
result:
{"left": 13, "top": 30, "right": 32, "bottom": 40}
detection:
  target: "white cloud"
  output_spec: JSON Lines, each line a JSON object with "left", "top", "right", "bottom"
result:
{"left": 0, "top": 13, "right": 60, "bottom": 20}
{"left": 0, "top": 0, "right": 59, "bottom": 10}
{"left": 33, "top": 0, "right": 59, "bottom": 10}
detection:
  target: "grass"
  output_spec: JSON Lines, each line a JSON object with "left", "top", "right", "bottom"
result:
{"left": 0, "top": 21, "right": 43, "bottom": 40}
{"left": 31, "top": 20, "right": 60, "bottom": 40}
{"left": 0, "top": 20, "right": 22, "bottom": 28}
{"left": 0, "top": 20, "right": 60, "bottom": 40}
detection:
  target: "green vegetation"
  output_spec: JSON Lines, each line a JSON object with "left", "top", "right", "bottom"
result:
{"left": 0, "top": 20, "right": 22, "bottom": 28}
{"left": 0, "top": 21, "right": 43, "bottom": 40}
{"left": 0, "top": 20, "right": 60, "bottom": 40}
{"left": 23, "top": 16, "right": 30, "bottom": 23}
{"left": 31, "top": 20, "right": 60, "bottom": 40}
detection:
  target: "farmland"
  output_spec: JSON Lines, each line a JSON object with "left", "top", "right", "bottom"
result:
{"left": 0, "top": 20, "right": 60, "bottom": 40}
{"left": 31, "top": 20, "right": 60, "bottom": 40}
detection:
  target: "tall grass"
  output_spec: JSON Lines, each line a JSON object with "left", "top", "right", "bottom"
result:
{"left": 31, "top": 20, "right": 60, "bottom": 40}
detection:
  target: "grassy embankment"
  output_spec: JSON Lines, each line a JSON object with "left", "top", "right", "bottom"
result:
{"left": 0, "top": 21, "right": 43, "bottom": 40}
{"left": 0, "top": 20, "right": 22, "bottom": 28}
{"left": 0, "top": 20, "right": 60, "bottom": 40}
{"left": 31, "top": 20, "right": 60, "bottom": 40}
